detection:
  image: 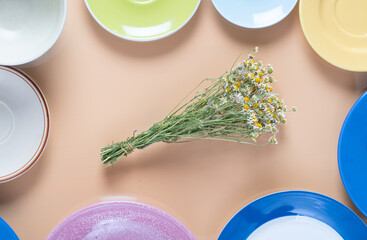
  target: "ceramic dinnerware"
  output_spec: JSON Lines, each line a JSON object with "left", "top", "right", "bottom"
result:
{"left": 0, "top": 66, "right": 50, "bottom": 183}
{"left": 84, "top": 0, "right": 201, "bottom": 41}
{"left": 0, "top": 0, "right": 67, "bottom": 66}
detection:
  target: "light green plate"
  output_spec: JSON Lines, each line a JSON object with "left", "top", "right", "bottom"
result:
{"left": 85, "top": 0, "right": 201, "bottom": 41}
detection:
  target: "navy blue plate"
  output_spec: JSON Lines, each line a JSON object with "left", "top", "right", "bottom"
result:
{"left": 338, "top": 91, "right": 367, "bottom": 217}
{"left": 219, "top": 191, "right": 367, "bottom": 240}
{"left": 0, "top": 217, "right": 18, "bottom": 240}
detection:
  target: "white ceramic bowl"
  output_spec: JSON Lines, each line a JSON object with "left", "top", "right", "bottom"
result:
{"left": 0, "top": 0, "right": 67, "bottom": 66}
{"left": 0, "top": 66, "right": 50, "bottom": 182}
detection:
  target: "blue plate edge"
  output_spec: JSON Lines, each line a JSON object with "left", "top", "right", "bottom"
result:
{"left": 0, "top": 217, "right": 19, "bottom": 240}
{"left": 338, "top": 91, "right": 367, "bottom": 218}
{"left": 218, "top": 190, "right": 367, "bottom": 240}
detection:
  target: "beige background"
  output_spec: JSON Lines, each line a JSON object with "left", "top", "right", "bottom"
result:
{"left": 1, "top": 0, "right": 367, "bottom": 239}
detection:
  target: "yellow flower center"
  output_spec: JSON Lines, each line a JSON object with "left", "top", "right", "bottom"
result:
{"left": 243, "top": 105, "right": 249, "bottom": 110}
{"left": 255, "top": 78, "right": 260, "bottom": 83}
{"left": 253, "top": 102, "right": 259, "bottom": 108}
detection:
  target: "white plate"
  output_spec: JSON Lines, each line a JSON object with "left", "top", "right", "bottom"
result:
{"left": 0, "top": 67, "right": 50, "bottom": 182}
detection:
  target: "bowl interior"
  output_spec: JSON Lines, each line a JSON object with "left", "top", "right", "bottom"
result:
{"left": 0, "top": 0, "right": 66, "bottom": 65}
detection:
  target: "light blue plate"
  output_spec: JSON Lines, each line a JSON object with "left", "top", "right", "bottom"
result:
{"left": 0, "top": 217, "right": 19, "bottom": 240}
{"left": 219, "top": 191, "right": 367, "bottom": 240}
{"left": 211, "top": 0, "right": 298, "bottom": 29}
{"left": 338, "top": 91, "right": 367, "bottom": 217}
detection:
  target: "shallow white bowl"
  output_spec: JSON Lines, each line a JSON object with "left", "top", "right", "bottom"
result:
{"left": 0, "top": 0, "right": 67, "bottom": 66}
{"left": 0, "top": 67, "right": 50, "bottom": 182}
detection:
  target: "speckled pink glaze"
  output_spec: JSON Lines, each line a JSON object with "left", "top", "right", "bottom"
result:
{"left": 46, "top": 201, "right": 196, "bottom": 240}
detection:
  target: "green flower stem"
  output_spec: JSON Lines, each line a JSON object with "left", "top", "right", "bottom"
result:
{"left": 101, "top": 48, "right": 295, "bottom": 166}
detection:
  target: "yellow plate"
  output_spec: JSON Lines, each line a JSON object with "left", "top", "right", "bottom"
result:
{"left": 300, "top": 0, "right": 367, "bottom": 72}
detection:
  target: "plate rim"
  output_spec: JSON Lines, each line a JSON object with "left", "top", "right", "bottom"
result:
{"left": 0, "top": 66, "right": 50, "bottom": 183}
{"left": 46, "top": 201, "right": 196, "bottom": 240}
{"left": 211, "top": 0, "right": 299, "bottom": 29}
{"left": 0, "top": 217, "right": 19, "bottom": 240}
{"left": 338, "top": 91, "right": 367, "bottom": 217}
{"left": 299, "top": 0, "right": 367, "bottom": 72}
{"left": 84, "top": 0, "right": 201, "bottom": 42}
{"left": 218, "top": 190, "right": 367, "bottom": 239}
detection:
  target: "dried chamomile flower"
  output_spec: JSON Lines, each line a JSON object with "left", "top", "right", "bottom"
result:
{"left": 101, "top": 48, "right": 295, "bottom": 166}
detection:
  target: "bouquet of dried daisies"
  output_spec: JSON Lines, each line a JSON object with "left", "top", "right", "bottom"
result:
{"left": 101, "top": 47, "right": 296, "bottom": 166}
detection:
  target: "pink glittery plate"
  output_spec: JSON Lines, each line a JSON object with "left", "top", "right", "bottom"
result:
{"left": 47, "top": 201, "right": 196, "bottom": 240}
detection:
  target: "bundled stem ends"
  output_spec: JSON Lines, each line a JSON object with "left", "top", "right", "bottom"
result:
{"left": 101, "top": 48, "right": 296, "bottom": 166}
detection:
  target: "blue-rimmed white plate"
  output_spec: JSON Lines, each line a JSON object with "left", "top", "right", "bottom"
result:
{"left": 219, "top": 191, "right": 367, "bottom": 240}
